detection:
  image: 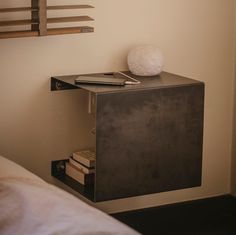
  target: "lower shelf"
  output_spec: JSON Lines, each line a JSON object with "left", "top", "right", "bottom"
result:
{"left": 51, "top": 160, "right": 94, "bottom": 201}
{"left": 0, "top": 26, "right": 94, "bottom": 39}
{"left": 0, "top": 30, "right": 38, "bottom": 39}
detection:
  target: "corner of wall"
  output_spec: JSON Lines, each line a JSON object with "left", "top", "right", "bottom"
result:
{"left": 230, "top": 0, "right": 236, "bottom": 196}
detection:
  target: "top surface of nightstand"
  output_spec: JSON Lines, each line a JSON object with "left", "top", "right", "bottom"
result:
{"left": 51, "top": 71, "right": 203, "bottom": 94}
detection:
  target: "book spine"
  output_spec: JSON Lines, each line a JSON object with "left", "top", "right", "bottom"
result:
{"left": 69, "top": 157, "right": 95, "bottom": 174}
{"left": 72, "top": 153, "right": 95, "bottom": 167}
{"left": 66, "top": 162, "right": 85, "bottom": 185}
{"left": 72, "top": 153, "right": 89, "bottom": 167}
{"left": 66, "top": 163, "right": 94, "bottom": 185}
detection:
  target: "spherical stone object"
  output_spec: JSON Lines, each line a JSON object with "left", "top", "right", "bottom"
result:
{"left": 127, "top": 45, "right": 164, "bottom": 76}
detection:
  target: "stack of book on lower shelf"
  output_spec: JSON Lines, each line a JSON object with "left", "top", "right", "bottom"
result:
{"left": 66, "top": 150, "right": 95, "bottom": 185}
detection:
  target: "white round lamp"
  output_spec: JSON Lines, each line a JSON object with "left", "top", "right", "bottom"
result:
{"left": 127, "top": 45, "right": 164, "bottom": 76}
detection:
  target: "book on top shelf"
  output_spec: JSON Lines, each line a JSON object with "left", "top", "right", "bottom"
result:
{"left": 72, "top": 150, "right": 96, "bottom": 168}
{"left": 65, "top": 162, "right": 94, "bottom": 185}
{"left": 69, "top": 156, "right": 95, "bottom": 174}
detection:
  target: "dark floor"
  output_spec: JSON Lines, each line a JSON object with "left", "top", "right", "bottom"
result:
{"left": 112, "top": 195, "right": 236, "bottom": 235}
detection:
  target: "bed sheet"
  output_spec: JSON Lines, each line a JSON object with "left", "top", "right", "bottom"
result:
{"left": 0, "top": 156, "right": 140, "bottom": 235}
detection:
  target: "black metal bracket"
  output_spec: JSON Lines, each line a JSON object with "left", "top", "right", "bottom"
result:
{"left": 51, "top": 77, "right": 78, "bottom": 91}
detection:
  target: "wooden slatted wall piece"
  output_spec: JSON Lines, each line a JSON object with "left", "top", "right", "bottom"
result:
{"left": 31, "top": 0, "right": 39, "bottom": 31}
{"left": 0, "top": 0, "right": 94, "bottom": 39}
{"left": 0, "top": 7, "right": 38, "bottom": 13}
{"left": 39, "top": 0, "right": 47, "bottom": 36}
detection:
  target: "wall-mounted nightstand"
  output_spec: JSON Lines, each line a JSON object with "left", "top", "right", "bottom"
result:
{"left": 51, "top": 71, "right": 204, "bottom": 202}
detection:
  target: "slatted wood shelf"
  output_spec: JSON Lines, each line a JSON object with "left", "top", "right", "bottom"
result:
{"left": 0, "top": 5, "right": 94, "bottom": 13}
{"left": 0, "top": 30, "right": 38, "bottom": 39}
{"left": 47, "top": 26, "right": 94, "bottom": 35}
{"left": 47, "top": 5, "right": 94, "bottom": 10}
{"left": 47, "top": 16, "right": 94, "bottom": 24}
{"left": 0, "top": 0, "right": 95, "bottom": 39}
{"left": 0, "top": 16, "right": 93, "bottom": 27}
{"left": 0, "top": 26, "right": 93, "bottom": 39}
{"left": 0, "top": 7, "right": 38, "bottom": 13}
{"left": 0, "top": 19, "right": 38, "bottom": 27}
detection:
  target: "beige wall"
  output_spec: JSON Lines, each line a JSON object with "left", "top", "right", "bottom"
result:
{"left": 0, "top": 0, "right": 235, "bottom": 213}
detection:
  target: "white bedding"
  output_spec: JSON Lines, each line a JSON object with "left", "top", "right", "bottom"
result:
{"left": 0, "top": 156, "right": 140, "bottom": 235}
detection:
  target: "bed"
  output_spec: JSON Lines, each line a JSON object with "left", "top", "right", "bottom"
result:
{"left": 0, "top": 156, "right": 140, "bottom": 235}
